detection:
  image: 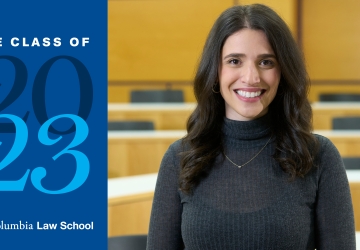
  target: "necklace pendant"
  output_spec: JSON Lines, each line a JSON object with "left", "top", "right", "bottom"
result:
{"left": 225, "top": 135, "right": 272, "bottom": 169}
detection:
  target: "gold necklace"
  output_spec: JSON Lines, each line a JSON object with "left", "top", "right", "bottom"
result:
{"left": 225, "top": 136, "right": 272, "bottom": 169}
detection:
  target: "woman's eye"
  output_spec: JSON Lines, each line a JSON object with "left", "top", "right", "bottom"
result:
{"left": 228, "top": 59, "right": 240, "bottom": 65}
{"left": 260, "top": 60, "right": 274, "bottom": 67}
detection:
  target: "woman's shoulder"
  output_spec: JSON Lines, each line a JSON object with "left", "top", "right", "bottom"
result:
{"left": 168, "top": 138, "right": 184, "bottom": 152}
{"left": 312, "top": 133, "right": 338, "bottom": 154}
{"left": 162, "top": 138, "right": 186, "bottom": 164}
{"left": 312, "top": 133, "right": 345, "bottom": 172}
{"left": 157, "top": 139, "right": 185, "bottom": 176}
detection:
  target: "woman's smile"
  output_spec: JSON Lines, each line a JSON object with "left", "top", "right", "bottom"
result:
{"left": 219, "top": 28, "right": 281, "bottom": 121}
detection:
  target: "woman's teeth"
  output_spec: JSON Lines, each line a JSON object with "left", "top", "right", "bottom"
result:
{"left": 236, "top": 90, "right": 262, "bottom": 98}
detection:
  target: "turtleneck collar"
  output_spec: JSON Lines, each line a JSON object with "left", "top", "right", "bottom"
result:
{"left": 222, "top": 112, "right": 272, "bottom": 142}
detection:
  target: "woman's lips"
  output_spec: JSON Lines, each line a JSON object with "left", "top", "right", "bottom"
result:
{"left": 234, "top": 88, "right": 265, "bottom": 102}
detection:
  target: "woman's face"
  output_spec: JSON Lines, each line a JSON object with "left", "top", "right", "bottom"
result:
{"left": 219, "top": 28, "right": 281, "bottom": 121}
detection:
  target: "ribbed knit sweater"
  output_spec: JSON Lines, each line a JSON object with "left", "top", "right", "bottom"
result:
{"left": 147, "top": 114, "right": 355, "bottom": 249}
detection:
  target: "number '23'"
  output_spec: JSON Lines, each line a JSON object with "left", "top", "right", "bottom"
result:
{"left": 0, "top": 114, "right": 89, "bottom": 194}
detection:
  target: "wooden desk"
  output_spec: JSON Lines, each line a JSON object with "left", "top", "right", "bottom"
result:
{"left": 349, "top": 172, "right": 360, "bottom": 232}
{"left": 108, "top": 130, "right": 360, "bottom": 178}
{"left": 108, "top": 82, "right": 195, "bottom": 103}
{"left": 315, "top": 130, "right": 360, "bottom": 156}
{"left": 108, "top": 172, "right": 360, "bottom": 237}
{"left": 312, "top": 102, "right": 360, "bottom": 129}
{"left": 108, "top": 82, "right": 360, "bottom": 104}
{"left": 309, "top": 82, "right": 360, "bottom": 103}
{"left": 108, "top": 103, "right": 195, "bottom": 130}
{"left": 108, "top": 173, "right": 157, "bottom": 237}
{"left": 109, "top": 102, "right": 360, "bottom": 130}
{"left": 108, "top": 131, "right": 186, "bottom": 178}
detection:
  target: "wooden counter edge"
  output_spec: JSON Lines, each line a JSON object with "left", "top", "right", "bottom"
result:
{"left": 108, "top": 191, "right": 154, "bottom": 206}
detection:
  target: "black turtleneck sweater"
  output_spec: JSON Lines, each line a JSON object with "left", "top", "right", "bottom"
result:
{"left": 147, "top": 115, "right": 355, "bottom": 250}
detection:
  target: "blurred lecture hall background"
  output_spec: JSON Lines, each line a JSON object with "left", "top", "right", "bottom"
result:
{"left": 107, "top": 0, "right": 360, "bottom": 248}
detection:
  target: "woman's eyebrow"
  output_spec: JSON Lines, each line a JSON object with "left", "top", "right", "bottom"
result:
{"left": 257, "top": 53, "right": 277, "bottom": 59}
{"left": 223, "top": 53, "right": 245, "bottom": 60}
{"left": 223, "top": 53, "right": 277, "bottom": 60}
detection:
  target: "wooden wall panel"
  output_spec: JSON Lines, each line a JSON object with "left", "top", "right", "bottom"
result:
{"left": 303, "top": 0, "right": 360, "bottom": 80}
{"left": 108, "top": 0, "right": 233, "bottom": 81}
{"left": 239, "top": 0, "right": 297, "bottom": 37}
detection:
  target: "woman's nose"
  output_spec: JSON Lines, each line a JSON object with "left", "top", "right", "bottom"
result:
{"left": 241, "top": 64, "right": 260, "bottom": 84}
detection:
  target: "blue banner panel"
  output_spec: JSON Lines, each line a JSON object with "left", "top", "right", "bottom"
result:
{"left": 0, "top": 1, "right": 107, "bottom": 249}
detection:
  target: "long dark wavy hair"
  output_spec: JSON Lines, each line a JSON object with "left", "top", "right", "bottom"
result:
{"left": 180, "top": 4, "right": 319, "bottom": 194}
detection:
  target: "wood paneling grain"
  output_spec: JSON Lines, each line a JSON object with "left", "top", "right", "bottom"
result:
{"left": 108, "top": 0, "right": 233, "bottom": 81}
{"left": 108, "top": 192, "right": 154, "bottom": 236}
{"left": 303, "top": 0, "right": 360, "bottom": 80}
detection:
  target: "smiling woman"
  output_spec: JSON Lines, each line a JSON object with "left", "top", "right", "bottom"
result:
{"left": 147, "top": 4, "right": 356, "bottom": 250}
{"left": 219, "top": 29, "right": 281, "bottom": 121}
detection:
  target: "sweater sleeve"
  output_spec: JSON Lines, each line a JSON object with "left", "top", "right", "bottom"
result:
{"left": 315, "top": 135, "right": 356, "bottom": 249}
{"left": 146, "top": 141, "right": 184, "bottom": 250}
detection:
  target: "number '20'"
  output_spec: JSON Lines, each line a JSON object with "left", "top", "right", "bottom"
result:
{"left": 0, "top": 55, "right": 93, "bottom": 194}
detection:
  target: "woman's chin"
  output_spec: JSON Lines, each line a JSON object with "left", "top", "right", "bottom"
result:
{"left": 226, "top": 109, "right": 267, "bottom": 121}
